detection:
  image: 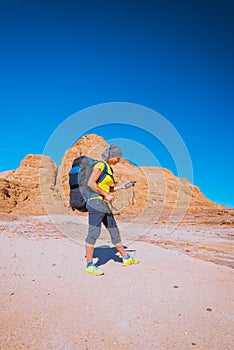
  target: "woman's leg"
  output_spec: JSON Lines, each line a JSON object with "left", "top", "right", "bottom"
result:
{"left": 85, "top": 243, "right": 95, "bottom": 264}
{"left": 103, "top": 206, "right": 140, "bottom": 265}
{"left": 85, "top": 200, "right": 105, "bottom": 264}
{"left": 114, "top": 242, "right": 127, "bottom": 258}
{"left": 102, "top": 211, "right": 127, "bottom": 258}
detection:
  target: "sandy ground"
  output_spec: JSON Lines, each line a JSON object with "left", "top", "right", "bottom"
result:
{"left": 0, "top": 214, "right": 233, "bottom": 350}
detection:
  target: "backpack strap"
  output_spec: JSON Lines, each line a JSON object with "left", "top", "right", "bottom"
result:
{"left": 97, "top": 161, "right": 115, "bottom": 184}
{"left": 85, "top": 161, "right": 115, "bottom": 202}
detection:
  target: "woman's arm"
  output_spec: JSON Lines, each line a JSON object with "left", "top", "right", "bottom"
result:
{"left": 111, "top": 182, "right": 135, "bottom": 192}
{"left": 111, "top": 184, "right": 125, "bottom": 192}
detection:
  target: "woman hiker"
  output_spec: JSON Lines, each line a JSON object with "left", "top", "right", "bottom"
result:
{"left": 85, "top": 144, "right": 140, "bottom": 275}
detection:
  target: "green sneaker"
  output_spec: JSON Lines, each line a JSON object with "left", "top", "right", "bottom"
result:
{"left": 85, "top": 265, "right": 104, "bottom": 276}
{"left": 123, "top": 255, "right": 140, "bottom": 267}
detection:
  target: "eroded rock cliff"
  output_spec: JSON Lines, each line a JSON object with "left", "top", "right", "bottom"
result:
{"left": 0, "top": 134, "right": 224, "bottom": 216}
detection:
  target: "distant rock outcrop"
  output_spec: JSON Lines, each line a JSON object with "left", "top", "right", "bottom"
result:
{"left": 0, "top": 155, "right": 59, "bottom": 214}
{"left": 0, "top": 134, "right": 224, "bottom": 216}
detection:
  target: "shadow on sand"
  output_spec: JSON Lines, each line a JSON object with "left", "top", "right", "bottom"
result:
{"left": 93, "top": 245, "right": 136, "bottom": 266}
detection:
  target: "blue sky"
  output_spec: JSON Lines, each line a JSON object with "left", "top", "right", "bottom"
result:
{"left": 0, "top": 0, "right": 233, "bottom": 207}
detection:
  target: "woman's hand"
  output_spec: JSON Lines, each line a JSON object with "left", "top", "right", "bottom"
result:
{"left": 104, "top": 193, "right": 115, "bottom": 203}
{"left": 123, "top": 182, "right": 131, "bottom": 189}
{"left": 123, "top": 181, "right": 135, "bottom": 189}
{"left": 113, "top": 181, "right": 136, "bottom": 191}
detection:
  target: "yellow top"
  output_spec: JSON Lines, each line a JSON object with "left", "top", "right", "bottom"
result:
{"left": 89, "top": 161, "right": 114, "bottom": 200}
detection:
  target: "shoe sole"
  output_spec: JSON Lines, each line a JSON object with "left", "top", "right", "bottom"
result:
{"left": 85, "top": 271, "right": 104, "bottom": 276}
{"left": 123, "top": 261, "right": 140, "bottom": 267}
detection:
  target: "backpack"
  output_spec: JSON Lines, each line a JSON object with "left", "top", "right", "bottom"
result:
{"left": 68, "top": 156, "right": 110, "bottom": 212}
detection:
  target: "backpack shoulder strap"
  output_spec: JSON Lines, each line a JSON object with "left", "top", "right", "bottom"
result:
{"left": 97, "top": 161, "right": 115, "bottom": 183}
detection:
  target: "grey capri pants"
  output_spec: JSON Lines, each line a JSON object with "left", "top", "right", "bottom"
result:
{"left": 85, "top": 198, "right": 121, "bottom": 245}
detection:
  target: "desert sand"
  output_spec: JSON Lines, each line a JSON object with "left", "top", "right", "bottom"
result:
{"left": 0, "top": 212, "right": 233, "bottom": 350}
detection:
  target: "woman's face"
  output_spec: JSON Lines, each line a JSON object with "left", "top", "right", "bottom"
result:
{"left": 108, "top": 157, "right": 120, "bottom": 165}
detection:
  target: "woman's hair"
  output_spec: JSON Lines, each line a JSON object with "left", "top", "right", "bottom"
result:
{"left": 102, "top": 144, "right": 123, "bottom": 161}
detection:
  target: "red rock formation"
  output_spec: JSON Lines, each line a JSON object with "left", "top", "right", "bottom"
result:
{"left": 0, "top": 155, "right": 58, "bottom": 214}
{"left": 0, "top": 134, "right": 225, "bottom": 216}
{"left": 0, "top": 178, "right": 29, "bottom": 213}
